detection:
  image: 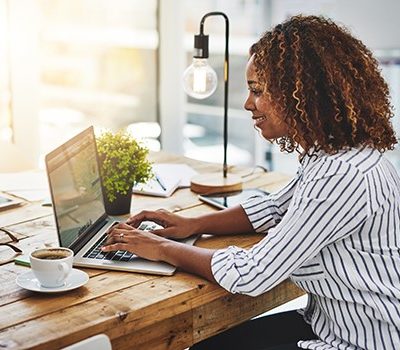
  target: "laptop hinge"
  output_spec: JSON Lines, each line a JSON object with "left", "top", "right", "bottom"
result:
{"left": 69, "top": 214, "right": 110, "bottom": 254}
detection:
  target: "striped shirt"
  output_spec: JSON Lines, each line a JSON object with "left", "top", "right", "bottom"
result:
{"left": 211, "top": 147, "right": 400, "bottom": 349}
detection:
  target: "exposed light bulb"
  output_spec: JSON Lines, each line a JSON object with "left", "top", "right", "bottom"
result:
{"left": 182, "top": 58, "right": 217, "bottom": 99}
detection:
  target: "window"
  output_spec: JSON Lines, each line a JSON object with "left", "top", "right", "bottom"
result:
{"left": 3, "top": 0, "right": 399, "bottom": 173}
{"left": 0, "top": 0, "right": 12, "bottom": 143}
{"left": 37, "top": 0, "right": 159, "bottom": 160}
{"left": 0, "top": 0, "right": 40, "bottom": 171}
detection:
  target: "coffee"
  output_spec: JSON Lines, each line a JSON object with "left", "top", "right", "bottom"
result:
{"left": 30, "top": 247, "right": 74, "bottom": 288}
{"left": 32, "top": 249, "right": 71, "bottom": 260}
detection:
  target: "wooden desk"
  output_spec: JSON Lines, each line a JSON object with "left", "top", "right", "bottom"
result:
{"left": 0, "top": 153, "right": 304, "bottom": 349}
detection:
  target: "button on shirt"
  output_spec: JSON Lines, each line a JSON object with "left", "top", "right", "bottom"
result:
{"left": 211, "top": 147, "right": 400, "bottom": 349}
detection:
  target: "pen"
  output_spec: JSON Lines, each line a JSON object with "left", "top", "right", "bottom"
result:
{"left": 155, "top": 175, "right": 167, "bottom": 191}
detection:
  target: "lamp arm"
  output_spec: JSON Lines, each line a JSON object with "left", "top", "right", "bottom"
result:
{"left": 198, "top": 12, "right": 229, "bottom": 178}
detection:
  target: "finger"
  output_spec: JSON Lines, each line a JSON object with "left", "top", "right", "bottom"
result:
{"left": 103, "top": 235, "right": 115, "bottom": 245}
{"left": 107, "top": 223, "right": 133, "bottom": 235}
{"left": 103, "top": 232, "right": 126, "bottom": 246}
{"left": 127, "top": 210, "right": 166, "bottom": 227}
{"left": 116, "top": 223, "right": 132, "bottom": 230}
{"left": 126, "top": 210, "right": 151, "bottom": 226}
{"left": 101, "top": 243, "right": 129, "bottom": 252}
{"left": 108, "top": 228, "right": 135, "bottom": 240}
{"left": 150, "top": 226, "right": 176, "bottom": 238}
{"left": 106, "top": 222, "right": 125, "bottom": 234}
{"left": 106, "top": 222, "right": 119, "bottom": 234}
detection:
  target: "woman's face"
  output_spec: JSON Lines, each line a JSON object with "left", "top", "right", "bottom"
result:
{"left": 244, "top": 55, "right": 288, "bottom": 140}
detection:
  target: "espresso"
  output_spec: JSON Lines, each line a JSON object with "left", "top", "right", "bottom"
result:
{"left": 32, "top": 249, "right": 71, "bottom": 260}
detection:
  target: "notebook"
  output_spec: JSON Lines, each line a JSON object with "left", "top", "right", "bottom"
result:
{"left": 43, "top": 126, "right": 197, "bottom": 275}
{"left": 0, "top": 193, "right": 23, "bottom": 211}
{"left": 132, "top": 163, "right": 198, "bottom": 197}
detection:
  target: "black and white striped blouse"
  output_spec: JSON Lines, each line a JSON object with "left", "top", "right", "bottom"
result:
{"left": 211, "top": 147, "right": 400, "bottom": 349}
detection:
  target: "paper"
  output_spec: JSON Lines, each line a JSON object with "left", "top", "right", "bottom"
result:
{"left": 132, "top": 163, "right": 198, "bottom": 197}
{"left": 0, "top": 203, "right": 52, "bottom": 227}
{"left": 0, "top": 193, "right": 23, "bottom": 211}
{"left": 6, "top": 189, "right": 50, "bottom": 202}
{"left": 0, "top": 170, "right": 49, "bottom": 201}
{"left": 133, "top": 176, "right": 181, "bottom": 197}
{"left": 153, "top": 164, "right": 198, "bottom": 187}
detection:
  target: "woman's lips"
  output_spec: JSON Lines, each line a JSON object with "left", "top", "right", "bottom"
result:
{"left": 252, "top": 115, "right": 267, "bottom": 127}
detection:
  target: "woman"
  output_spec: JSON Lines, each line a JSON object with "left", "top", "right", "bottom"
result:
{"left": 102, "top": 15, "right": 400, "bottom": 349}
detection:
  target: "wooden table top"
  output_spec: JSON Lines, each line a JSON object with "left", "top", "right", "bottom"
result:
{"left": 0, "top": 153, "right": 304, "bottom": 350}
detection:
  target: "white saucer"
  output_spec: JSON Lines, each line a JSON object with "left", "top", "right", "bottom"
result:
{"left": 16, "top": 268, "right": 89, "bottom": 293}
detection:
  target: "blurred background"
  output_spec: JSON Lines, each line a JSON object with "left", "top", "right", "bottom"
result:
{"left": 1, "top": 0, "right": 399, "bottom": 174}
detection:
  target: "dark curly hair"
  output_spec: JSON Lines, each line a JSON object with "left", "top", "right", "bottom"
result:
{"left": 250, "top": 15, "right": 397, "bottom": 154}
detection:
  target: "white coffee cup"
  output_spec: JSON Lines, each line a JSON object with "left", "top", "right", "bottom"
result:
{"left": 30, "top": 247, "right": 74, "bottom": 288}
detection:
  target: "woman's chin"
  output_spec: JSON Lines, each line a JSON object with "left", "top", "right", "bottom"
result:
{"left": 256, "top": 128, "right": 274, "bottom": 140}
{"left": 254, "top": 125, "right": 284, "bottom": 141}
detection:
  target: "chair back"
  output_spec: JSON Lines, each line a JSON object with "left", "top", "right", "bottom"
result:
{"left": 62, "top": 334, "right": 112, "bottom": 350}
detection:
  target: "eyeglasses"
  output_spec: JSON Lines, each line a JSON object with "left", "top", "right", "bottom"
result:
{"left": 0, "top": 227, "right": 20, "bottom": 243}
{"left": 0, "top": 227, "right": 23, "bottom": 265}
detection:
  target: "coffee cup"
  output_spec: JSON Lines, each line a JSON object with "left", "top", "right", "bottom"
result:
{"left": 30, "top": 247, "right": 74, "bottom": 288}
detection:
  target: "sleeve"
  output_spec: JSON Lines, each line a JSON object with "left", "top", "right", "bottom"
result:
{"left": 241, "top": 172, "right": 300, "bottom": 233}
{"left": 212, "top": 160, "right": 369, "bottom": 297}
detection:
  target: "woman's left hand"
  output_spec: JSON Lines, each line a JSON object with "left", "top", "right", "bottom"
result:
{"left": 101, "top": 223, "right": 168, "bottom": 261}
{"left": 101, "top": 223, "right": 216, "bottom": 283}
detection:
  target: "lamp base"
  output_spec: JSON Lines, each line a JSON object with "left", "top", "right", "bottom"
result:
{"left": 190, "top": 173, "right": 242, "bottom": 194}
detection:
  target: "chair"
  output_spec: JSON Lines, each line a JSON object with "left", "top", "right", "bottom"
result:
{"left": 62, "top": 334, "right": 112, "bottom": 350}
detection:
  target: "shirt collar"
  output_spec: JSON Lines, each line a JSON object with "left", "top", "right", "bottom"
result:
{"left": 299, "top": 146, "right": 324, "bottom": 169}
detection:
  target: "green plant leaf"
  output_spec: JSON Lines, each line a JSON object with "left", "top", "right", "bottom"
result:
{"left": 96, "top": 129, "right": 154, "bottom": 203}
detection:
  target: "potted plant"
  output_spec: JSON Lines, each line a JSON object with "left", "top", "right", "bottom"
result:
{"left": 96, "top": 129, "right": 153, "bottom": 215}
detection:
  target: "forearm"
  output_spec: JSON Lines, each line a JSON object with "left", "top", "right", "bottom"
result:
{"left": 159, "top": 240, "right": 217, "bottom": 283}
{"left": 192, "top": 205, "right": 254, "bottom": 236}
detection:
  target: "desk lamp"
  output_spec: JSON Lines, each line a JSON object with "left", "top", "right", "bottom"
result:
{"left": 183, "top": 11, "right": 242, "bottom": 194}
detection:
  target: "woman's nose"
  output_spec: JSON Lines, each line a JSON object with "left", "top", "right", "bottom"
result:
{"left": 244, "top": 95, "right": 254, "bottom": 111}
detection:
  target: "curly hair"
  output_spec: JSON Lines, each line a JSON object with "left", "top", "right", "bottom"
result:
{"left": 250, "top": 15, "right": 397, "bottom": 154}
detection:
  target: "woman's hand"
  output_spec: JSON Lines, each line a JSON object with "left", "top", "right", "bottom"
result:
{"left": 127, "top": 209, "right": 198, "bottom": 239}
{"left": 101, "top": 222, "right": 216, "bottom": 283}
{"left": 101, "top": 223, "right": 169, "bottom": 261}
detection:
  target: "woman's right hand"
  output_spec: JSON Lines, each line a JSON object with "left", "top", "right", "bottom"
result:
{"left": 126, "top": 209, "right": 198, "bottom": 239}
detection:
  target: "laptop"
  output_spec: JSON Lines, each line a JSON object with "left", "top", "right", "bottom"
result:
{"left": 45, "top": 126, "right": 197, "bottom": 275}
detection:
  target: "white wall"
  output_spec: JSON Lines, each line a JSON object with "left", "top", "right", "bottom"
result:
{"left": 331, "top": 0, "right": 400, "bottom": 50}
{"left": 271, "top": 0, "right": 400, "bottom": 50}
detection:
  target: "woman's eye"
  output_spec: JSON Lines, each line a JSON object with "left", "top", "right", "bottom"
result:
{"left": 248, "top": 88, "right": 262, "bottom": 96}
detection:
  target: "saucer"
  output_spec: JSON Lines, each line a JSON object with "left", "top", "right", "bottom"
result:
{"left": 16, "top": 268, "right": 89, "bottom": 293}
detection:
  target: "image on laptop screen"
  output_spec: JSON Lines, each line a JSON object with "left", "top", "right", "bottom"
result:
{"left": 46, "top": 128, "right": 105, "bottom": 247}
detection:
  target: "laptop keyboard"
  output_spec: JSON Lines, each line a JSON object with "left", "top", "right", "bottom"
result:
{"left": 82, "top": 221, "right": 160, "bottom": 262}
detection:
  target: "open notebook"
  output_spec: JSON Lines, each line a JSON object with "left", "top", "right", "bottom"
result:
{"left": 0, "top": 193, "right": 23, "bottom": 211}
{"left": 132, "top": 163, "right": 198, "bottom": 197}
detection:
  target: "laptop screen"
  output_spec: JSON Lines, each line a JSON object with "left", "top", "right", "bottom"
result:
{"left": 46, "top": 127, "right": 106, "bottom": 247}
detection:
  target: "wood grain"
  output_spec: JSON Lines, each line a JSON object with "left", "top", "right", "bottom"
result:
{"left": 190, "top": 173, "right": 242, "bottom": 194}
